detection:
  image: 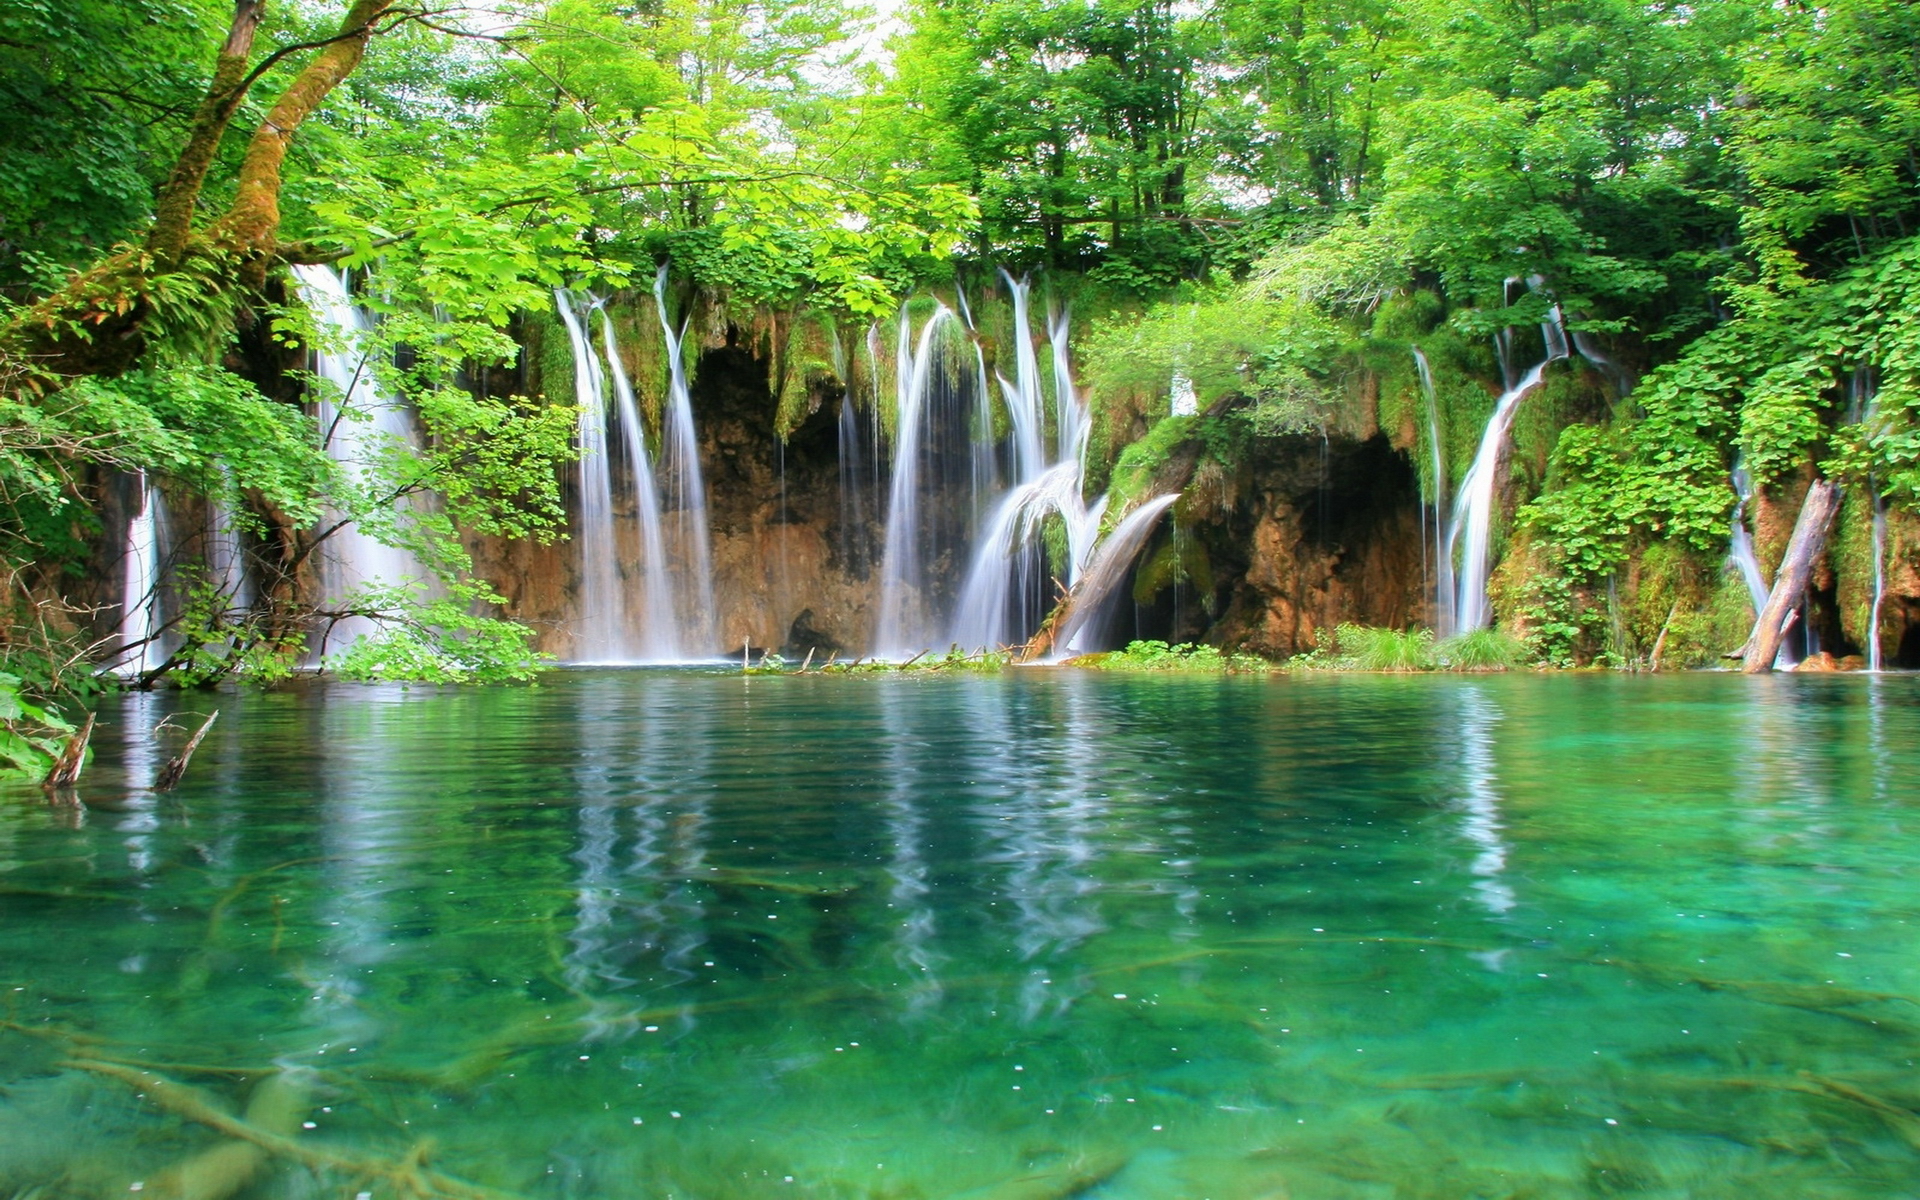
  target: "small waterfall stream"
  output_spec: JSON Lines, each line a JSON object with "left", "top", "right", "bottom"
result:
{"left": 294, "top": 264, "right": 429, "bottom": 658}
{"left": 1053, "top": 494, "right": 1180, "bottom": 656}
{"left": 113, "top": 471, "right": 170, "bottom": 677}
{"left": 1442, "top": 360, "right": 1550, "bottom": 634}
{"left": 1728, "top": 459, "right": 1771, "bottom": 614}
{"left": 1413, "top": 348, "right": 1453, "bottom": 634}
{"left": 651, "top": 266, "right": 717, "bottom": 651}
{"left": 555, "top": 290, "right": 624, "bottom": 661}
{"left": 1849, "top": 368, "right": 1889, "bottom": 672}
{"left": 556, "top": 282, "right": 708, "bottom": 663}
{"left": 602, "top": 310, "right": 680, "bottom": 659}
{"left": 873, "top": 303, "right": 955, "bottom": 657}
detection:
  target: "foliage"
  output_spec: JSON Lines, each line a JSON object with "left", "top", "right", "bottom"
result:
{"left": 811, "top": 646, "right": 1014, "bottom": 674}
{"left": 1083, "top": 640, "right": 1272, "bottom": 673}
{"left": 0, "top": 670, "right": 76, "bottom": 783}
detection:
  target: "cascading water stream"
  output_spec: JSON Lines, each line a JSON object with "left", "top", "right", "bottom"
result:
{"left": 207, "top": 493, "right": 252, "bottom": 617}
{"left": 652, "top": 266, "right": 717, "bottom": 652}
{"left": 556, "top": 286, "right": 698, "bottom": 662}
{"left": 1849, "top": 368, "right": 1889, "bottom": 672}
{"left": 1728, "top": 459, "right": 1771, "bottom": 614}
{"left": 875, "top": 275, "right": 1175, "bottom": 657}
{"left": 1053, "top": 494, "right": 1180, "bottom": 657}
{"left": 1412, "top": 348, "right": 1453, "bottom": 634}
{"left": 602, "top": 310, "right": 682, "bottom": 661}
{"left": 113, "top": 471, "right": 170, "bottom": 677}
{"left": 873, "top": 304, "right": 954, "bottom": 657}
{"left": 293, "top": 264, "right": 428, "bottom": 658}
{"left": 555, "top": 290, "right": 624, "bottom": 661}
{"left": 1442, "top": 361, "right": 1550, "bottom": 634}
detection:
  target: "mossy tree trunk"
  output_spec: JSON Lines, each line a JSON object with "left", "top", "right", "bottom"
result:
{"left": 1, "top": 0, "right": 397, "bottom": 388}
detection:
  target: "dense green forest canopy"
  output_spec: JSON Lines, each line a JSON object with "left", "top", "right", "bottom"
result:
{"left": 0, "top": 0, "right": 1916, "bottom": 739}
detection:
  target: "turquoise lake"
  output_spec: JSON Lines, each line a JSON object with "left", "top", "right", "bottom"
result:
{"left": 2, "top": 671, "right": 1918, "bottom": 1198}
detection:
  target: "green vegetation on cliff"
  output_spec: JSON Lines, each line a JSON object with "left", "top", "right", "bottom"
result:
{"left": 0, "top": 0, "right": 1915, "bottom": 712}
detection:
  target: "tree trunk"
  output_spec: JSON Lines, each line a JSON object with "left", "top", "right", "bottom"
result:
{"left": 213, "top": 0, "right": 397, "bottom": 277}
{"left": 147, "top": 0, "right": 266, "bottom": 263}
{"left": 2, "top": 0, "right": 396, "bottom": 382}
{"left": 1743, "top": 479, "right": 1841, "bottom": 674}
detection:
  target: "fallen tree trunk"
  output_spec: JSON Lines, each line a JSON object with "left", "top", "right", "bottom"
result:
{"left": 1743, "top": 479, "right": 1841, "bottom": 674}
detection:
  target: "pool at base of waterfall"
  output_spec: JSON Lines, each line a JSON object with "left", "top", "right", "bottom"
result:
{"left": 2, "top": 671, "right": 1917, "bottom": 1198}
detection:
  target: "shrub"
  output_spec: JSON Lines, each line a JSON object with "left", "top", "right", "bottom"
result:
{"left": 1435, "top": 628, "right": 1526, "bottom": 671}
{"left": 1087, "top": 640, "right": 1272, "bottom": 673}
{"left": 1335, "top": 625, "right": 1436, "bottom": 672}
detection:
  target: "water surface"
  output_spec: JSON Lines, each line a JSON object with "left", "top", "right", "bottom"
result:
{"left": 2, "top": 672, "right": 1917, "bottom": 1198}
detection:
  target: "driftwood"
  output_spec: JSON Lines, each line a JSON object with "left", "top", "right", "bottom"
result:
{"left": 156, "top": 710, "right": 219, "bottom": 791}
{"left": 66, "top": 1058, "right": 518, "bottom": 1200}
{"left": 1743, "top": 479, "right": 1841, "bottom": 673}
{"left": 41, "top": 712, "right": 94, "bottom": 790}
{"left": 1648, "top": 600, "right": 1680, "bottom": 672}
{"left": 799, "top": 647, "right": 815, "bottom": 673}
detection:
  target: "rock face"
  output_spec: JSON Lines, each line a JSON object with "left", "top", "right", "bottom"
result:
{"left": 468, "top": 327, "right": 887, "bottom": 659}
{"left": 1157, "top": 433, "right": 1429, "bottom": 658}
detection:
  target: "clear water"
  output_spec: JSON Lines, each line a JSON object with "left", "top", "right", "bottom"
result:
{"left": 4, "top": 673, "right": 1919, "bottom": 1199}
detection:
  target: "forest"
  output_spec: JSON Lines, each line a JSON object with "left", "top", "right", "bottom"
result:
{"left": 3, "top": 0, "right": 1918, "bottom": 770}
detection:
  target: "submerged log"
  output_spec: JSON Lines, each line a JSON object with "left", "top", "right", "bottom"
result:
{"left": 156, "top": 711, "right": 219, "bottom": 792}
{"left": 1743, "top": 480, "right": 1841, "bottom": 674}
{"left": 42, "top": 712, "right": 94, "bottom": 791}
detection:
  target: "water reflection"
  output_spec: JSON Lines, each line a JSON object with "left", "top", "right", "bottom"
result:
{"left": 9, "top": 673, "right": 1919, "bottom": 1200}
{"left": 1452, "top": 686, "right": 1515, "bottom": 916}
{"left": 562, "top": 677, "right": 713, "bottom": 1039}
{"left": 880, "top": 683, "right": 943, "bottom": 1011}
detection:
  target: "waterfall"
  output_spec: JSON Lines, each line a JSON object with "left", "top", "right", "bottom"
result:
{"left": 1442, "top": 360, "right": 1550, "bottom": 634}
{"left": 1846, "top": 368, "right": 1889, "bottom": 672}
{"left": 292, "top": 264, "right": 427, "bottom": 658}
{"left": 1413, "top": 348, "right": 1454, "bottom": 635}
{"left": 652, "top": 266, "right": 717, "bottom": 652}
{"left": 206, "top": 493, "right": 252, "bottom": 616}
{"left": 555, "top": 288, "right": 694, "bottom": 662}
{"left": 602, "top": 308, "right": 681, "bottom": 660}
{"left": 555, "top": 290, "right": 625, "bottom": 662}
{"left": 872, "top": 275, "right": 1169, "bottom": 657}
{"left": 1571, "top": 328, "right": 1633, "bottom": 398}
{"left": 947, "top": 278, "right": 1103, "bottom": 653}
{"left": 1870, "top": 502, "right": 1888, "bottom": 673}
{"left": 1054, "top": 494, "right": 1180, "bottom": 657}
{"left": 873, "top": 303, "right": 955, "bottom": 657}
{"left": 1170, "top": 370, "right": 1197, "bottom": 417}
{"left": 113, "top": 471, "right": 170, "bottom": 677}
{"left": 1728, "top": 459, "right": 1770, "bottom": 613}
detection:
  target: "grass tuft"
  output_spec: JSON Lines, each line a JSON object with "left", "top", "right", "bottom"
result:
{"left": 1334, "top": 624, "right": 1436, "bottom": 672}
{"left": 1435, "top": 628, "right": 1526, "bottom": 671}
